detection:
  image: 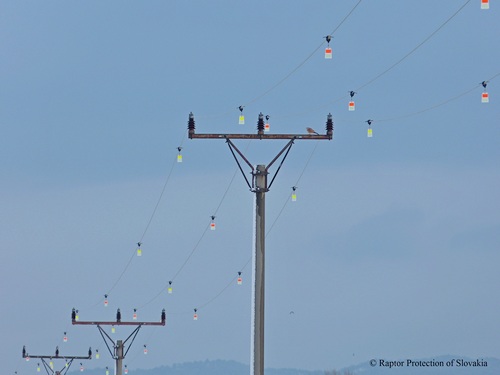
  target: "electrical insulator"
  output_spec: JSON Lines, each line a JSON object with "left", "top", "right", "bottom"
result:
{"left": 63, "top": 332, "right": 67, "bottom": 342}
{"left": 193, "top": 308, "right": 198, "bottom": 320}
{"left": 177, "top": 147, "right": 183, "bottom": 163}
{"left": 239, "top": 106, "right": 245, "bottom": 125}
{"left": 265, "top": 115, "right": 270, "bottom": 132}
{"left": 291, "top": 186, "right": 297, "bottom": 202}
{"left": 237, "top": 272, "right": 242, "bottom": 285}
{"left": 188, "top": 112, "right": 196, "bottom": 133}
{"left": 257, "top": 112, "right": 265, "bottom": 133}
{"left": 137, "top": 242, "right": 142, "bottom": 257}
{"left": 133, "top": 309, "right": 137, "bottom": 320}
{"left": 168, "top": 281, "right": 173, "bottom": 294}
{"left": 104, "top": 295, "right": 108, "bottom": 307}
{"left": 124, "top": 366, "right": 128, "bottom": 375}
{"left": 325, "top": 113, "right": 334, "bottom": 138}
{"left": 144, "top": 345, "right": 148, "bottom": 355}
{"left": 210, "top": 216, "right": 216, "bottom": 230}
{"left": 481, "top": 0, "right": 489, "bottom": 9}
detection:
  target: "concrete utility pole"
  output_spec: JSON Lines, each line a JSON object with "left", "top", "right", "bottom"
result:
{"left": 188, "top": 112, "right": 333, "bottom": 375}
{"left": 71, "top": 308, "right": 166, "bottom": 375}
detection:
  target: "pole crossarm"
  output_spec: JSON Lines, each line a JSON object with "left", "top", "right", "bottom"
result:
{"left": 23, "top": 355, "right": 91, "bottom": 360}
{"left": 22, "top": 346, "right": 92, "bottom": 360}
{"left": 187, "top": 111, "right": 334, "bottom": 141}
{"left": 71, "top": 308, "right": 166, "bottom": 326}
{"left": 73, "top": 321, "right": 164, "bottom": 326}
{"left": 190, "top": 133, "right": 331, "bottom": 140}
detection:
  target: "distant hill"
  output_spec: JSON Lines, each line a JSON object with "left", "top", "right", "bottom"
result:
{"left": 71, "top": 356, "right": 500, "bottom": 375}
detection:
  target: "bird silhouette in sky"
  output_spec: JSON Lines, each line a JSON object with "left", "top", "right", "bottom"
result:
{"left": 306, "top": 127, "right": 319, "bottom": 135}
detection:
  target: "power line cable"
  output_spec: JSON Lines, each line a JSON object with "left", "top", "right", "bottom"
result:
{"left": 243, "top": 0, "right": 363, "bottom": 107}
{"left": 354, "top": 0, "right": 471, "bottom": 93}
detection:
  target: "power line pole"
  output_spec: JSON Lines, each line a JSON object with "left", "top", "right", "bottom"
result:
{"left": 22, "top": 345, "right": 92, "bottom": 375}
{"left": 71, "top": 308, "right": 166, "bottom": 375}
{"left": 188, "top": 112, "right": 333, "bottom": 375}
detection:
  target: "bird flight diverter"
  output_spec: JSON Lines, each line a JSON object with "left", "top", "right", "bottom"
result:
{"left": 265, "top": 115, "right": 270, "bottom": 132}
{"left": 291, "top": 186, "right": 297, "bottom": 202}
{"left": 49, "top": 361, "right": 54, "bottom": 369}
{"left": 348, "top": 101, "right": 355, "bottom": 111}
{"left": 177, "top": 147, "right": 183, "bottom": 163}
{"left": 482, "top": 92, "right": 489, "bottom": 103}
{"left": 37, "top": 364, "right": 41, "bottom": 372}
{"left": 366, "top": 120, "right": 373, "bottom": 138}
{"left": 237, "top": 272, "right": 242, "bottom": 285}
{"left": 481, "top": 0, "right": 489, "bottom": 9}
{"left": 325, "top": 47, "right": 332, "bottom": 59}
{"left": 143, "top": 345, "right": 148, "bottom": 355}
{"left": 168, "top": 281, "right": 173, "bottom": 294}
{"left": 105, "top": 367, "right": 109, "bottom": 375}
{"left": 133, "top": 309, "right": 137, "bottom": 320}
{"left": 95, "top": 350, "right": 100, "bottom": 359}
{"left": 63, "top": 332, "right": 68, "bottom": 342}
{"left": 111, "top": 326, "right": 116, "bottom": 334}
{"left": 25, "top": 356, "right": 30, "bottom": 362}
{"left": 238, "top": 105, "right": 245, "bottom": 125}
{"left": 80, "top": 364, "right": 84, "bottom": 372}
{"left": 137, "top": 242, "right": 142, "bottom": 256}
{"left": 193, "top": 308, "right": 198, "bottom": 320}
{"left": 324, "top": 35, "right": 332, "bottom": 59}
{"left": 210, "top": 215, "right": 216, "bottom": 230}
{"left": 104, "top": 295, "right": 108, "bottom": 307}
{"left": 124, "top": 366, "right": 128, "bottom": 375}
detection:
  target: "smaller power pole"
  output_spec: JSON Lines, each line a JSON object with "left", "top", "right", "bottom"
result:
{"left": 72, "top": 308, "right": 166, "bottom": 375}
{"left": 22, "top": 345, "right": 91, "bottom": 375}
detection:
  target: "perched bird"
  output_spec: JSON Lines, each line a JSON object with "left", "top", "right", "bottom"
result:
{"left": 306, "top": 127, "right": 319, "bottom": 135}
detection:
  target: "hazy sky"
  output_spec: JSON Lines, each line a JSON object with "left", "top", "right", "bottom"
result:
{"left": 2, "top": 0, "right": 499, "bottom": 373}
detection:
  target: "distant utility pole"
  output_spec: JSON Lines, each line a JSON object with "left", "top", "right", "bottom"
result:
{"left": 71, "top": 308, "right": 166, "bottom": 375}
{"left": 22, "top": 345, "right": 91, "bottom": 375}
{"left": 188, "top": 112, "right": 333, "bottom": 375}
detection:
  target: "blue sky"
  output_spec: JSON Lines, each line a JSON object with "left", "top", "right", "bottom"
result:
{"left": 2, "top": 0, "right": 499, "bottom": 373}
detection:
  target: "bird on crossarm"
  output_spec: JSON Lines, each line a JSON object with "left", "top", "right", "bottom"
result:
{"left": 306, "top": 127, "right": 319, "bottom": 135}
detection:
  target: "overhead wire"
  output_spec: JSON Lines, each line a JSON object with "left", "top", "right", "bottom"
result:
{"left": 243, "top": 0, "right": 363, "bottom": 107}
{"left": 354, "top": 0, "right": 471, "bottom": 93}
{"left": 137, "top": 141, "right": 252, "bottom": 309}
{"left": 337, "top": 73, "right": 499, "bottom": 125}
{"left": 86, "top": 133, "right": 187, "bottom": 308}
{"left": 274, "top": 0, "right": 473, "bottom": 121}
